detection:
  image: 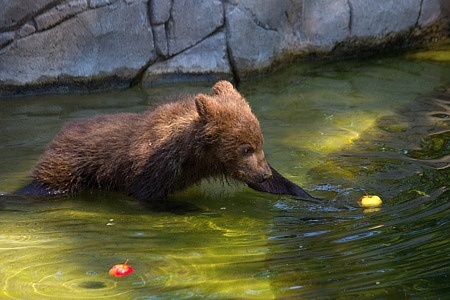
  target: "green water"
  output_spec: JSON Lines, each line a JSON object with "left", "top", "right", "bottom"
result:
{"left": 0, "top": 43, "right": 449, "bottom": 299}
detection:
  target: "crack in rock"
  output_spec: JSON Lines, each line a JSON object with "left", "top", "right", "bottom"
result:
{"left": 35, "top": 0, "right": 89, "bottom": 32}
{"left": 0, "top": 0, "right": 447, "bottom": 96}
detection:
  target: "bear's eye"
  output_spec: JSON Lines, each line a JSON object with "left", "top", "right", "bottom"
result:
{"left": 240, "top": 144, "right": 254, "bottom": 155}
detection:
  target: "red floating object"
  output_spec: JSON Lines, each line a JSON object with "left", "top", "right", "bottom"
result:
{"left": 109, "top": 259, "right": 134, "bottom": 277}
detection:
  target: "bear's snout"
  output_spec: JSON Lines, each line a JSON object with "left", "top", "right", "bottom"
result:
{"left": 258, "top": 162, "right": 272, "bottom": 183}
{"left": 262, "top": 168, "right": 272, "bottom": 181}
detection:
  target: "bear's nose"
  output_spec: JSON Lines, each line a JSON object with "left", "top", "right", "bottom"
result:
{"left": 263, "top": 170, "right": 273, "bottom": 180}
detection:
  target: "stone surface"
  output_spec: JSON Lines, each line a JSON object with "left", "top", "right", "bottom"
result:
{"left": 349, "top": 0, "right": 421, "bottom": 37}
{"left": 0, "top": 0, "right": 448, "bottom": 97}
{"left": 419, "top": 0, "right": 442, "bottom": 26}
{"left": 149, "top": 0, "right": 171, "bottom": 24}
{"left": 225, "top": 3, "right": 280, "bottom": 76}
{"left": 143, "top": 30, "right": 232, "bottom": 84}
{"left": 35, "top": 0, "right": 88, "bottom": 31}
{"left": 167, "top": 0, "right": 223, "bottom": 56}
{"left": 0, "top": 31, "right": 14, "bottom": 47}
{"left": 227, "top": 0, "right": 297, "bottom": 30}
{"left": 89, "top": 0, "right": 117, "bottom": 9}
{"left": 152, "top": 24, "right": 168, "bottom": 57}
{"left": 299, "top": 0, "right": 350, "bottom": 49}
{"left": 0, "top": 1, "right": 154, "bottom": 86}
{"left": 0, "top": 0, "right": 55, "bottom": 29}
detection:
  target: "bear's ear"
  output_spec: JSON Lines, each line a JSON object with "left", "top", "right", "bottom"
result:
{"left": 195, "top": 94, "right": 217, "bottom": 121}
{"left": 211, "top": 80, "right": 239, "bottom": 96}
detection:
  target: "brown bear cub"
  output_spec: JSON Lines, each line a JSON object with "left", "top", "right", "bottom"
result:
{"left": 20, "top": 81, "right": 316, "bottom": 201}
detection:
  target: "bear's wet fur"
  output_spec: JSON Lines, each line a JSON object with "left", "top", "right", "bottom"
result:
{"left": 20, "top": 81, "right": 316, "bottom": 201}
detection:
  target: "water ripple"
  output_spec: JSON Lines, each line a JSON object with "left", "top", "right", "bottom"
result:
{"left": 269, "top": 186, "right": 450, "bottom": 298}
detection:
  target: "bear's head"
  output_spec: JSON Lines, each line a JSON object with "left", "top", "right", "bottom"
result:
{"left": 195, "top": 81, "right": 272, "bottom": 184}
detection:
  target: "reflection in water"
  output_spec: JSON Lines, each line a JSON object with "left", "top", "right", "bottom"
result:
{"left": 0, "top": 44, "right": 449, "bottom": 298}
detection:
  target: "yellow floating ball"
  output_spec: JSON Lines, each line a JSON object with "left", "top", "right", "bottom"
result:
{"left": 359, "top": 195, "right": 382, "bottom": 208}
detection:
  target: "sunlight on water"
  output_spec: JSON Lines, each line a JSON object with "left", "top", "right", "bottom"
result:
{"left": 0, "top": 194, "right": 275, "bottom": 299}
{"left": 0, "top": 40, "right": 449, "bottom": 298}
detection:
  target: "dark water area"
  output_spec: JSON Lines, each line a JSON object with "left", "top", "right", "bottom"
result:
{"left": 0, "top": 42, "right": 449, "bottom": 299}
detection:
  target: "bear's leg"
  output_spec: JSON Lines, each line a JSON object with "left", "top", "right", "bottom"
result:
{"left": 247, "top": 166, "right": 320, "bottom": 201}
{"left": 17, "top": 180, "right": 65, "bottom": 195}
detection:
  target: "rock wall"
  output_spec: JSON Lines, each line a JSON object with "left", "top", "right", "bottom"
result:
{"left": 0, "top": 0, "right": 448, "bottom": 97}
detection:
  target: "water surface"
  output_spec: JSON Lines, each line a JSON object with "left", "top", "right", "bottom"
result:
{"left": 0, "top": 43, "right": 449, "bottom": 299}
